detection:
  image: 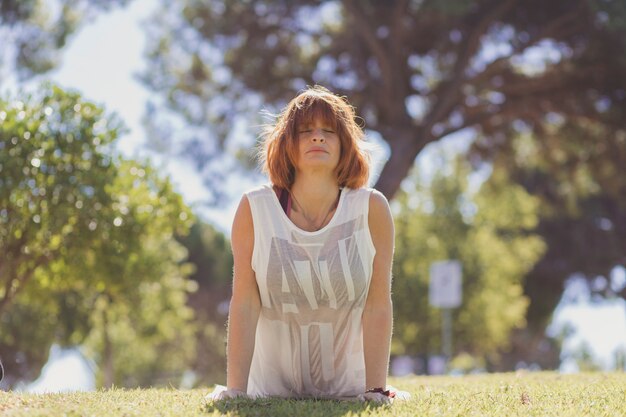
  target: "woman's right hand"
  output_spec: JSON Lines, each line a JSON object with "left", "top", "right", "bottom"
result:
{"left": 206, "top": 386, "right": 249, "bottom": 401}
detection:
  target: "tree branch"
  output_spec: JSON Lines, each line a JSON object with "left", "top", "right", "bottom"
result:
{"left": 421, "top": 0, "right": 518, "bottom": 139}
{"left": 390, "top": 0, "right": 410, "bottom": 47}
{"left": 469, "top": 0, "right": 588, "bottom": 87}
{"left": 436, "top": 109, "right": 499, "bottom": 139}
{"left": 0, "top": 254, "right": 51, "bottom": 315}
{"left": 342, "top": 0, "right": 397, "bottom": 115}
{"left": 500, "top": 64, "right": 604, "bottom": 98}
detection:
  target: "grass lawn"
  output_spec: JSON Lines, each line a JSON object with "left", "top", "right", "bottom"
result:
{"left": 1, "top": 372, "right": 624, "bottom": 416}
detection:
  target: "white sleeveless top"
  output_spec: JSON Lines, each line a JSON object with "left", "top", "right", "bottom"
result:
{"left": 245, "top": 184, "right": 376, "bottom": 399}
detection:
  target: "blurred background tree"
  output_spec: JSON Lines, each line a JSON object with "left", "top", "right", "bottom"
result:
{"left": 475, "top": 119, "right": 626, "bottom": 369}
{"left": 0, "top": 85, "right": 120, "bottom": 316}
{"left": 1, "top": 84, "right": 119, "bottom": 384}
{"left": 0, "top": 0, "right": 132, "bottom": 80}
{"left": 140, "top": 0, "right": 626, "bottom": 368}
{"left": 0, "top": 0, "right": 231, "bottom": 388}
{"left": 176, "top": 221, "right": 233, "bottom": 385}
{"left": 141, "top": 0, "right": 626, "bottom": 196}
{"left": 75, "top": 159, "right": 197, "bottom": 388}
{"left": 393, "top": 155, "right": 548, "bottom": 368}
{"left": 0, "top": 85, "right": 208, "bottom": 387}
{"left": 1, "top": 0, "right": 624, "bottom": 382}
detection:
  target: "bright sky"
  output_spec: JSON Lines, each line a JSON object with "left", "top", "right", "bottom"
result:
{"left": 15, "top": 0, "right": 626, "bottom": 392}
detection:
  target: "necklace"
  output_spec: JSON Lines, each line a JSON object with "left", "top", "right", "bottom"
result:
{"left": 290, "top": 189, "right": 341, "bottom": 231}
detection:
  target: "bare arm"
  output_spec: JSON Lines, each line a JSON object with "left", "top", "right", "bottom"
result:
{"left": 226, "top": 195, "right": 261, "bottom": 392}
{"left": 362, "top": 190, "right": 394, "bottom": 391}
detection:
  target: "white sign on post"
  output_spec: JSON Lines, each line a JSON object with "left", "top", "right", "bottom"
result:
{"left": 429, "top": 260, "right": 462, "bottom": 308}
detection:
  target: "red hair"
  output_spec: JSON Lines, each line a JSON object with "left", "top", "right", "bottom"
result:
{"left": 260, "top": 85, "right": 370, "bottom": 189}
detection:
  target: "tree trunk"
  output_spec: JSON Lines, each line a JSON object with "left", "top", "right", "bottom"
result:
{"left": 374, "top": 134, "right": 426, "bottom": 200}
{"left": 102, "top": 308, "right": 114, "bottom": 388}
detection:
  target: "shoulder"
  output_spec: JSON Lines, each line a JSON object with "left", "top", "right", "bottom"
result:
{"left": 232, "top": 194, "right": 253, "bottom": 236}
{"left": 232, "top": 184, "right": 277, "bottom": 237}
{"left": 367, "top": 189, "right": 389, "bottom": 211}
{"left": 343, "top": 187, "right": 382, "bottom": 204}
{"left": 234, "top": 183, "right": 274, "bottom": 220}
{"left": 244, "top": 183, "right": 273, "bottom": 200}
{"left": 363, "top": 188, "right": 391, "bottom": 220}
{"left": 344, "top": 187, "right": 391, "bottom": 218}
{"left": 367, "top": 189, "right": 393, "bottom": 238}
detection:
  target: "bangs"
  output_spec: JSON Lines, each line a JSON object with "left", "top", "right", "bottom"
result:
{"left": 292, "top": 98, "right": 339, "bottom": 130}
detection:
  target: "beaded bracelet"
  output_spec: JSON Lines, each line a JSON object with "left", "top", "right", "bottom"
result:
{"left": 365, "top": 387, "right": 396, "bottom": 398}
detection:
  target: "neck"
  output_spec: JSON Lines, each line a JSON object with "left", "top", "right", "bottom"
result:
{"left": 290, "top": 173, "right": 340, "bottom": 210}
{"left": 288, "top": 174, "right": 341, "bottom": 231}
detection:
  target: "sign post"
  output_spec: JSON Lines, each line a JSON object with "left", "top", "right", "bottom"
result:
{"left": 429, "top": 260, "right": 462, "bottom": 367}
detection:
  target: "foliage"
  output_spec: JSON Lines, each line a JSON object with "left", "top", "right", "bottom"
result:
{"left": 141, "top": 0, "right": 626, "bottom": 200}
{"left": 0, "top": 84, "right": 121, "bottom": 315}
{"left": 473, "top": 110, "right": 626, "bottom": 366}
{"left": 0, "top": 0, "right": 132, "bottom": 80}
{"left": 139, "top": 0, "right": 626, "bottom": 350}
{"left": 178, "top": 221, "right": 233, "bottom": 290}
{"left": 1, "top": 373, "right": 625, "bottom": 417}
{"left": 176, "top": 221, "right": 234, "bottom": 385}
{"left": 3, "top": 0, "right": 624, "bottom": 379}
{"left": 0, "top": 84, "right": 197, "bottom": 387}
{"left": 391, "top": 156, "right": 545, "bottom": 362}
{"left": 479, "top": 121, "right": 626, "bottom": 300}
{"left": 0, "top": 287, "right": 60, "bottom": 385}
{"left": 568, "top": 342, "right": 604, "bottom": 373}
{"left": 164, "top": 221, "right": 233, "bottom": 386}
{"left": 77, "top": 160, "right": 197, "bottom": 388}
{"left": 82, "top": 243, "right": 197, "bottom": 388}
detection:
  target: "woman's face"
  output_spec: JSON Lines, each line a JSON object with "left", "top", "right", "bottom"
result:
{"left": 295, "top": 117, "right": 341, "bottom": 173}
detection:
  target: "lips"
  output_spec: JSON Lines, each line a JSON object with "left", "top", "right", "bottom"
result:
{"left": 307, "top": 147, "right": 327, "bottom": 153}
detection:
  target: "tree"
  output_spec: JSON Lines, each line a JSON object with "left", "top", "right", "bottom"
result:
{"left": 0, "top": 85, "right": 197, "bottom": 387}
{"left": 179, "top": 221, "right": 233, "bottom": 290}
{"left": 392, "top": 155, "right": 546, "bottom": 366}
{"left": 0, "top": 84, "right": 121, "bottom": 316}
{"left": 141, "top": 0, "right": 626, "bottom": 199}
{"left": 0, "top": 0, "right": 132, "bottom": 80}
{"left": 140, "top": 0, "right": 626, "bottom": 366}
{"left": 75, "top": 160, "right": 196, "bottom": 388}
{"left": 177, "top": 221, "right": 234, "bottom": 385}
{"left": 473, "top": 114, "right": 626, "bottom": 368}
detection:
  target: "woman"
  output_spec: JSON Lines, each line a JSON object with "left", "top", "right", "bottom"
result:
{"left": 210, "top": 86, "right": 405, "bottom": 403}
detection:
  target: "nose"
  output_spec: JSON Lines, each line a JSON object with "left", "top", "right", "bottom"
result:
{"left": 311, "top": 128, "right": 325, "bottom": 142}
